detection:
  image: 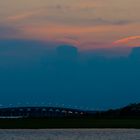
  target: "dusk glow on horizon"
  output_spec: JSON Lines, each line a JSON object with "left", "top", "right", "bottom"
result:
{"left": 0, "top": 0, "right": 140, "bottom": 49}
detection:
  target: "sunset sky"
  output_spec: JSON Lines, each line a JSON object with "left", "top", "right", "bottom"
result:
{"left": 0, "top": 1, "right": 140, "bottom": 109}
{"left": 0, "top": 0, "right": 140, "bottom": 49}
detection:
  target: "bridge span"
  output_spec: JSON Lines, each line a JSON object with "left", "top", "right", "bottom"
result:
{"left": 0, "top": 106, "right": 88, "bottom": 118}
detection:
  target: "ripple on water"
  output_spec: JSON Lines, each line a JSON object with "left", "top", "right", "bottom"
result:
{"left": 0, "top": 129, "right": 140, "bottom": 140}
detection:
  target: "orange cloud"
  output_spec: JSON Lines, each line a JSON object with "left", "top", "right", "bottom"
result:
{"left": 22, "top": 24, "right": 111, "bottom": 37}
{"left": 113, "top": 36, "right": 140, "bottom": 44}
{"left": 20, "top": 24, "right": 118, "bottom": 49}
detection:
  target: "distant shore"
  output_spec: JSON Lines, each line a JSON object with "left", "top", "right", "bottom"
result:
{"left": 1, "top": 103, "right": 140, "bottom": 129}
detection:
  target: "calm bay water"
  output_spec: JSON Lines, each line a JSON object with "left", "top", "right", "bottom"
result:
{"left": 0, "top": 129, "right": 140, "bottom": 140}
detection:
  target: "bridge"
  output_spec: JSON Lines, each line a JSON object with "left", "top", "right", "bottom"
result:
{"left": 0, "top": 106, "right": 88, "bottom": 118}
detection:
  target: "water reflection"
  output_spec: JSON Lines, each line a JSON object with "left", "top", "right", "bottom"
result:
{"left": 0, "top": 129, "right": 140, "bottom": 140}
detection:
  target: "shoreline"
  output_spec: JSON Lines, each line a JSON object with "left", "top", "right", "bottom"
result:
{"left": 0, "top": 117, "right": 140, "bottom": 129}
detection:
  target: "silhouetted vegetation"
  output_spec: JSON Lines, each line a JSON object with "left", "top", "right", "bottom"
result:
{"left": 98, "top": 103, "right": 140, "bottom": 118}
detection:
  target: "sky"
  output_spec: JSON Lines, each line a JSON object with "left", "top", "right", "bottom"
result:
{"left": 0, "top": 43, "right": 140, "bottom": 109}
{"left": 0, "top": 0, "right": 140, "bottom": 49}
{"left": 0, "top": 1, "right": 140, "bottom": 109}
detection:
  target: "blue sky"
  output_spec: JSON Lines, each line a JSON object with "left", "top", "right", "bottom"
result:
{"left": 0, "top": 41, "right": 140, "bottom": 109}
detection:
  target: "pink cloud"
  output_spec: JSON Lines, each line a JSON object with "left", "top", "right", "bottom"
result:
{"left": 113, "top": 36, "right": 140, "bottom": 44}
{"left": 7, "top": 11, "right": 38, "bottom": 22}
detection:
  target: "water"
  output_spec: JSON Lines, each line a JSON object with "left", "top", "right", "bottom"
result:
{"left": 0, "top": 129, "right": 140, "bottom": 140}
